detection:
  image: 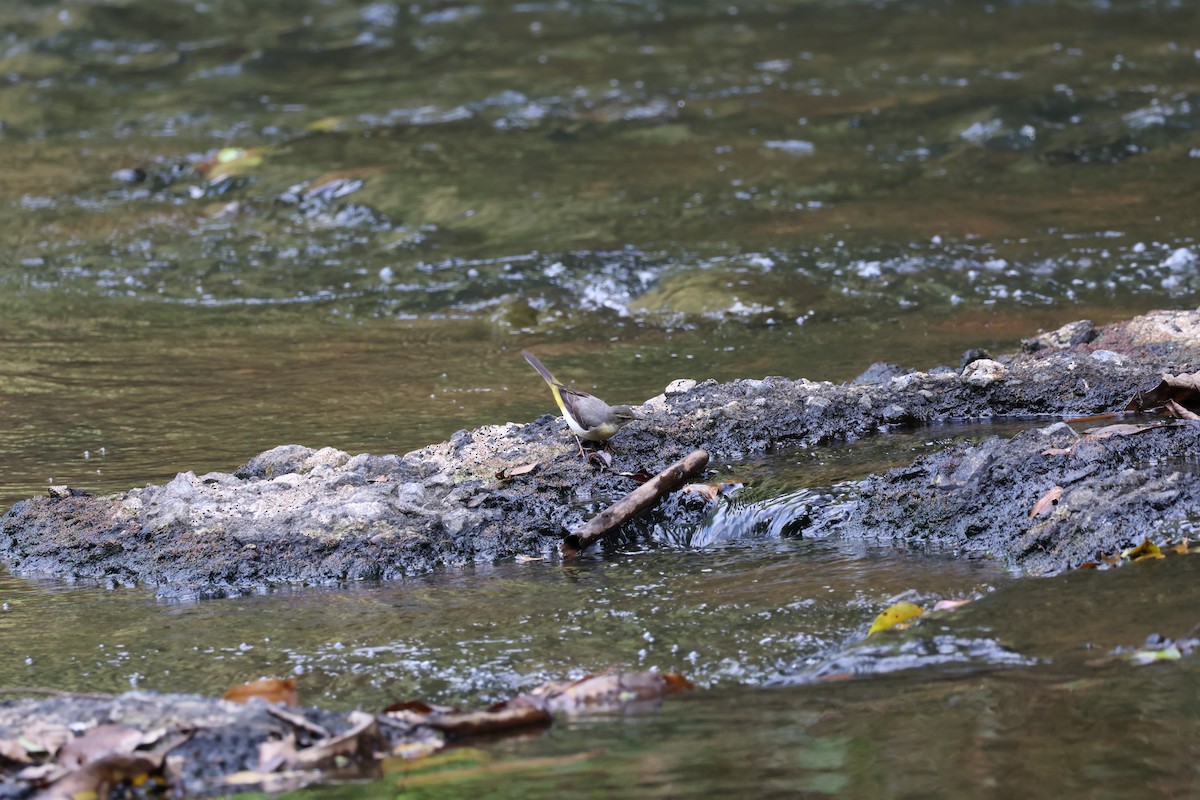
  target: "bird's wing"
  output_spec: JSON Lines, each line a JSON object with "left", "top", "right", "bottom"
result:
{"left": 559, "top": 388, "right": 616, "bottom": 434}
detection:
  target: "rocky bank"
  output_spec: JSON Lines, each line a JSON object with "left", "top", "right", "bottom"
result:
{"left": 2, "top": 309, "right": 1200, "bottom": 598}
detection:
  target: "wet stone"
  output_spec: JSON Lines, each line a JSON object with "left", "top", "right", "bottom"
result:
{"left": 961, "top": 358, "right": 1008, "bottom": 387}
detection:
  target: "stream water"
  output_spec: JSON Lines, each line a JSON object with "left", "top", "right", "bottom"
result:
{"left": 2, "top": 0, "right": 1199, "bottom": 796}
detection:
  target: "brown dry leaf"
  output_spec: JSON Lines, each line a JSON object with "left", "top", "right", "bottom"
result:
{"left": 1082, "top": 423, "right": 1162, "bottom": 440}
{"left": 932, "top": 599, "right": 971, "bottom": 612}
{"left": 682, "top": 482, "right": 742, "bottom": 500}
{"left": 1163, "top": 398, "right": 1200, "bottom": 421}
{"left": 496, "top": 463, "right": 538, "bottom": 482}
{"left": 1029, "top": 485, "right": 1064, "bottom": 519}
{"left": 1042, "top": 447, "right": 1073, "bottom": 457}
{"left": 57, "top": 725, "right": 146, "bottom": 770}
{"left": 681, "top": 483, "right": 720, "bottom": 501}
{"left": 1125, "top": 372, "right": 1200, "bottom": 416}
{"left": 288, "top": 711, "right": 379, "bottom": 771}
{"left": 382, "top": 697, "right": 550, "bottom": 739}
{"left": 224, "top": 677, "right": 298, "bottom": 706}
{"left": 16, "top": 722, "right": 73, "bottom": 758}
{"left": 1172, "top": 539, "right": 1191, "bottom": 555}
{"left": 587, "top": 450, "right": 614, "bottom": 470}
{"left": 414, "top": 703, "right": 552, "bottom": 738}
{"left": 256, "top": 711, "right": 379, "bottom": 774}
{"left": 38, "top": 753, "right": 163, "bottom": 800}
{"left": 265, "top": 706, "right": 332, "bottom": 739}
{"left": 0, "top": 738, "right": 32, "bottom": 765}
{"left": 538, "top": 671, "right": 694, "bottom": 714}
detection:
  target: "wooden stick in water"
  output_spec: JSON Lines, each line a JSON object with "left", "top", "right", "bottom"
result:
{"left": 562, "top": 449, "right": 709, "bottom": 556}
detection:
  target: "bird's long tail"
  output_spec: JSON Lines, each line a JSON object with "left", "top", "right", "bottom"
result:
{"left": 521, "top": 349, "right": 558, "bottom": 387}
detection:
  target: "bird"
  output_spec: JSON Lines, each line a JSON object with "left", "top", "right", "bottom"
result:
{"left": 521, "top": 349, "right": 643, "bottom": 457}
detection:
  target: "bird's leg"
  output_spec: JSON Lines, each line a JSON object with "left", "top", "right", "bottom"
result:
{"left": 574, "top": 435, "right": 587, "bottom": 459}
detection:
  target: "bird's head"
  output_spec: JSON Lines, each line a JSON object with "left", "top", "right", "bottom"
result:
{"left": 610, "top": 405, "right": 644, "bottom": 428}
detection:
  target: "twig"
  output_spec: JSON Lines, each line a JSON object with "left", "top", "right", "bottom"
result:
{"left": 563, "top": 449, "right": 709, "bottom": 555}
{"left": 265, "top": 705, "right": 333, "bottom": 739}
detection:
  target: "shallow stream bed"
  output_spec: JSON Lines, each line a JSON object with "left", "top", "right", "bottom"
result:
{"left": 3, "top": 0, "right": 1200, "bottom": 795}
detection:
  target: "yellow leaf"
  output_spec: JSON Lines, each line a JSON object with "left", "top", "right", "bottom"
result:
{"left": 1121, "top": 539, "right": 1164, "bottom": 561}
{"left": 306, "top": 116, "right": 348, "bottom": 132}
{"left": 196, "top": 147, "right": 266, "bottom": 180}
{"left": 868, "top": 601, "right": 924, "bottom": 636}
{"left": 1127, "top": 644, "right": 1182, "bottom": 665}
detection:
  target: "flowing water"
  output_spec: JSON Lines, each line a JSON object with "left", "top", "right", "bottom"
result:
{"left": 2, "top": 0, "right": 1199, "bottom": 796}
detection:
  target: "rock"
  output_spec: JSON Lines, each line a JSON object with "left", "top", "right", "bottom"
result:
{"left": 960, "top": 358, "right": 1007, "bottom": 387}
{"left": 1022, "top": 320, "right": 1097, "bottom": 352}
{"left": 852, "top": 362, "right": 907, "bottom": 385}
{"left": 2, "top": 311, "right": 1200, "bottom": 594}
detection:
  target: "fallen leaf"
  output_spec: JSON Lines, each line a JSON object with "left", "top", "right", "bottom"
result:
{"left": 681, "top": 482, "right": 741, "bottom": 500}
{"left": 1125, "top": 372, "right": 1200, "bottom": 417}
{"left": 37, "top": 754, "right": 163, "bottom": 800}
{"left": 867, "top": 601, "right": 925, "bottom": 636}
{"left": 496, "top": 463, "right": 538, "bottom": 482}
{"left": 0, "top": 738, "right": 32, "bottom": 765}
{"left": 409, "top": 703, "right": 552, "bottom": 738}
{"left": 932, "top": 599, "right": 971, "bottom": 612}
{"left": 57, "top": 725, "right": 145, "bottom": 769}
{"left": 1127, "top": 644, "right": 1183, "bottom": 665}
{"left": 260, "top": 711, "right": 379, "bottom": 772}
{"left": 681, "top": 483, "right": 720, "bottom": 501}
{"left": 536, "top": 671, "right": 694, "bottom": 714}
{"left": 587, "top": 450, "right": 613, "bottom": 470}
{"left": 1029, "top": 485, "right": 1064, "bottom": 519}
{"left": 1042, "top": 447, "right": 1073, "bottom": 457}
{"left": 16, "top": 722, "right": 73, "bottom": 758}
{"left": 1163, "top": 398, "right": 1200, "bottom": 421}
{"left": 1122, "top": 539, "right": 1165, "bottom": 561}
{"left": 224, "top": 677, "right": 298, "bottom": 706}
{"left": 1082, "top": 423, "right": 1163, "bottom": 440}
{"left": 1172, "top": 539, "right": 1191, "bottom": 555}
{"left": 265, "top": 706, "right": 332, "bottom": 739}
{"left": 195, "top": 146, "right": 266, "bottom": 180}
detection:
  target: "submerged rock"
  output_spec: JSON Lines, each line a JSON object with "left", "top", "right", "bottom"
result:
{"left": 2, "top": 310, "right": 1199, "bottom": 596}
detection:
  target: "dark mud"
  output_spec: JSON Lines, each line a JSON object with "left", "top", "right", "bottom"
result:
{"left": 2, "top": 310, "right": 1199, "bottom": 598}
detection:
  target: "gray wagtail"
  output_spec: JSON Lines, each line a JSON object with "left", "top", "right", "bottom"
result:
{"left": 522, "top": 349, "right": 643, "bottom": 457}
